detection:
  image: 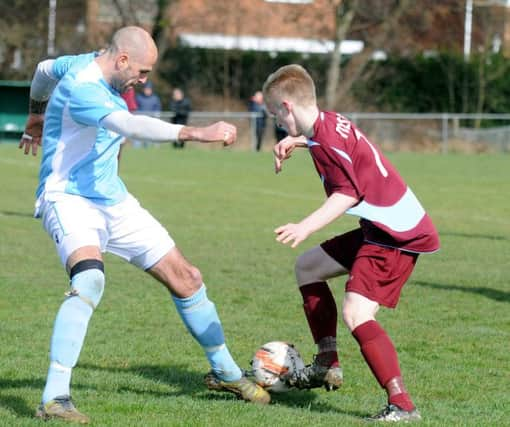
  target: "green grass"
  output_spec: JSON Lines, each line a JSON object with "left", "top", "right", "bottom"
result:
{"left": 0, "top": 144, "right": 509, "bottom": 426}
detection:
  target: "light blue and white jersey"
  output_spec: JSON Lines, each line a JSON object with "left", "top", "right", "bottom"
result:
{"left": 36, "top": 52, "right": 128, "bottom": 206}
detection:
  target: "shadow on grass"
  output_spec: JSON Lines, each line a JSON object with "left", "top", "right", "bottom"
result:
{"left": 0, "top": 394, "right": 35, "bottom": 418}
{"left": 440, "top": 231, "right": 507, "bottom": 241}
{"left": 0, "top": 378, "right": 46, "bottom": 418}
{"left": 0, "top": 365, "right": 366, "bottom": 419}
{"left": 414, "top": 280, "right": 510, "bottom": 302}
{"left": 79, "top": 362, "right": 364, "bottom": 417}
{"left": 0, "top": 210, "right": 34, "bottom": 218}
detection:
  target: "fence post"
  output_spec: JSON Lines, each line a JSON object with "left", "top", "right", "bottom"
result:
{"left": 441, "top": 113, "right": 449, "bottom": 154}
{"left": 250, "top": 112, "right": 257, "bottom": 152}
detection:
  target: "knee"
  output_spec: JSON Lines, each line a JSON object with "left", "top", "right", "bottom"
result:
{"left": 342, "top": 299, "right": 377, "bottom": 332}
{"left": 69, "top": 259, "right": 105, "bottom": 309}
{"left": 295, "top": 252, "right": 316, "bottom": 286}
{"left": 175, "top": 263, "right": 203, "bottom": 294}
{"left": 187, "top": 265, "right": 203, "bottom": 288}
{"left": 342, "top": 303, "right": 357, "bottom": 331}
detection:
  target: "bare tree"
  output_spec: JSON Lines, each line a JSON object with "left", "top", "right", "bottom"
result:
{"left": 326, "top": 0, "right": 412, "bottom": 110}
{"left": 0, "top": 1, "right": 47, "bottom": 78}
{"left": 325, "top": 0, "right": 358, "bottom": 109}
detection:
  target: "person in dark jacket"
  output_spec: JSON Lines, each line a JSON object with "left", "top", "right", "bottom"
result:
{"left": 133, "top": 81, "right": 162, "bottom": 148}
{"left": 248, "top": 91, "right": 267, "bottom": 151}
{"left": 169, "top": 87, "right": 191, "bottom": 149}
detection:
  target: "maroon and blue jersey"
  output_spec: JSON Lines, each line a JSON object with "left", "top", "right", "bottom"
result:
{"left": 308, "top": 111, "right": 440, "bottom": 253}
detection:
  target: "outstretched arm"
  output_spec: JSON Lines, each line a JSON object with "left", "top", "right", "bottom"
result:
{"left": 275, "top": 192, "right": 358, "bottom": 248}
{"left": 100, "top": 111, "right": 236, "bottom": 146}
{"left": 19, "top": 59, "right": 57, "bottom": 156}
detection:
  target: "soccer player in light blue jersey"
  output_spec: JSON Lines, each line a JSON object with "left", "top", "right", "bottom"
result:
{"left": 20, "top": 26, "right": 270, "bottom": 424}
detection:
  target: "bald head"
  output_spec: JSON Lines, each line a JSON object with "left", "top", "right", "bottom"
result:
{"left": 98, "top": 26, "right": 158, "bottom": 93}
{"left": 110, "top": 26, "right": 157, "bottom": 62}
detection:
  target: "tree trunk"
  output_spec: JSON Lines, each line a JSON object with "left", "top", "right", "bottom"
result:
{"left": 334, "top": 0, "right": 412, "bottom": 108}
{"left": 325, "top": 0, "right": 358, "bottom": 109}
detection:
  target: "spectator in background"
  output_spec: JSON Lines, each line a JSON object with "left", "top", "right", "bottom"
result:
{"left": 169, "top": 87, "right": 191, "bottom": 149}
{"left": 136, "top": 81, "right": 161, "bottom": 115}
{"left": 121, "top": 86, "right": 138, "bottom": 112}
{"left": 248, "top": 90, "right": 267, "bottom": 151}
{"left": 134, "top": 81, "right": 162, "bottom": 148}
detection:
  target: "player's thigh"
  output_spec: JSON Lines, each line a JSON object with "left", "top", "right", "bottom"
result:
{"left": 295, "top": 245, "right": 349, "bottom": 286}
{"left": 147, "top": 246, "right": 203, "bottom": 298}
{"left": 40, "top": 196, "right": 107, "bottom": 268}
{"left": 105, "top": 195, "right": 175, "bottom": 271}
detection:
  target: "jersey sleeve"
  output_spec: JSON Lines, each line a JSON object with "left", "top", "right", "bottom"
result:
{"left": 51, "top": 52, "right": 96, "bottom": 80}
{"left": 69, "top": 83, "right": 124, "bottom": 127}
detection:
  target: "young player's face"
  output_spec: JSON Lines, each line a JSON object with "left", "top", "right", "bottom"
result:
{"left": 267, "top": 98, "right": 299, "bottom": 137}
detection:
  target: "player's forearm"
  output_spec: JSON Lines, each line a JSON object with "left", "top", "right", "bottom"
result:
{"left": 177, "top": 126, "right": 214, "bottom": 142}
{"left": 29, "top": 59, "right": 57, "bottom": 114}
{"left": 101, "top": 111, "right": 183, "bottom": 142}
{"left": 287, "top": 135, "right": 308, "bottom": 149}
{"left": 300, "top": 192, "right": 358, "bottom": 234}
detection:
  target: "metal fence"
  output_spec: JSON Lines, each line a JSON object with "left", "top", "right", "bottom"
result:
{"left": 131, "top": 111, "right": 510, "bottom": 153}
{"left": 347, "top": 113, "right": 510, "bottom": 154}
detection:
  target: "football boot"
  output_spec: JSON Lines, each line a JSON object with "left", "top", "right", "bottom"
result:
{"left": 281, "top": 354, "right": 343, "bottom": 391}
{"left": 204, "top": 371, "right": 270, "bottom": 404}
{"left": 366, "top": 404, "right": 422, "bottom": 422}
{"left": 35, "top": 395, "right": 90, "bottom": 424}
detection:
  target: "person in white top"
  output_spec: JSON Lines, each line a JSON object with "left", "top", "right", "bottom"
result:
{"left": 20, "top": 26, "right": 270, "bottom": 424}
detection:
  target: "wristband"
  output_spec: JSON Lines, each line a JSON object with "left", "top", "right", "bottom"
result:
{"left": 29, "top": 99, "right": 48, "bottom": 114}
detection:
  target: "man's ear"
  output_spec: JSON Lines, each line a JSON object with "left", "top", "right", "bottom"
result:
{"left": 116, "top": 53, "right": 129, "bottom": 70}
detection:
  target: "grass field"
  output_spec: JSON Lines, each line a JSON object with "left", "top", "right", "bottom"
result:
{"left": 0, "top": 143, "right": 509, "bottom": 426}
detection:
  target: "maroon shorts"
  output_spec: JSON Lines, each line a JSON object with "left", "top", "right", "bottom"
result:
{"left": 320, "top": 228, "right": 418, "bottom": 308}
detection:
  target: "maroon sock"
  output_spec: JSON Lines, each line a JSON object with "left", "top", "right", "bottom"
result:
{"left": 385, "top": 377, "right": 415, "bottom": 411}
{"left": 300, "top": 282, "right": 338, "bottom": 365}
{"left": 352, "top": 320, "right": 415, "bottom": 411}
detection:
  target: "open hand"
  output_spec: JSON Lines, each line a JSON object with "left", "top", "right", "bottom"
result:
{"left": 19, "top": 114, "right": 44, "bottom": 156}
{"left": 274, "top": 222, "right": 311, "bottom": 248}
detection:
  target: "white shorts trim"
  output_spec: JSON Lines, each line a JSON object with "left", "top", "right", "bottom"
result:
{"left": 38, "top": 193, "right": 175, "bottom": 269}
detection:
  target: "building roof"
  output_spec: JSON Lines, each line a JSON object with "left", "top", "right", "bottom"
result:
{"left": 179, "top": 33, "right": 364, "bottom": 55}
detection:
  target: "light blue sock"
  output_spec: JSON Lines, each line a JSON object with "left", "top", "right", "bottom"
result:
{"left": 42, "top": 296, "right": 93, "bottom": 403}
{"left": 42, "top": 269, "right": 104, "bottom": 404}
{"left": 42, "top": 361, "right": 72, "bottom": 403}
{"left": 173, "top": 285, "right": 242, "bottom": 382}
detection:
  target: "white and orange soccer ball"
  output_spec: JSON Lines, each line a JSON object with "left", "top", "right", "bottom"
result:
{"left": 250, "top": 341, "right": 305, "bottom": 392}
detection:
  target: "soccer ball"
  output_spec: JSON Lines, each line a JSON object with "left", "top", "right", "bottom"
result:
{"left": 250, "top": 341, "right": 305, "bottom": 392}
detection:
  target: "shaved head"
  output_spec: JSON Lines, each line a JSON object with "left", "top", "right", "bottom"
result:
{"left": 109, "top": 26, "right": 157, "bottom": 62}
{"left": 97, "top": 26, "right": 158, "bottom": 93}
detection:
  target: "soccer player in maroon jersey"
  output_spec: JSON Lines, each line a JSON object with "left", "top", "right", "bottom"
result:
{"left": 262, "top": 64, "right": 440, "bottom": 423}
